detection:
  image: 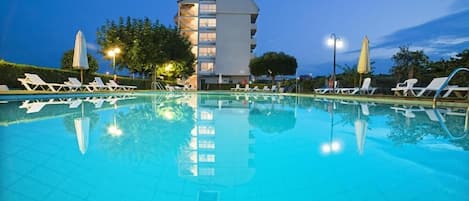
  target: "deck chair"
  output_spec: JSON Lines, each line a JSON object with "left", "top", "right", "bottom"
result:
{"left": 108, "top": 80, "right": 137, "bottom": 91}
{"left": 340, "top": 78, "right": 377, "bottom": 95}
{"left": 391, "top": 79, "right": 418, "bottom": 96}
{"left": 442, "top": 86, "right": 469, "bottom": 98}
{"left": 67, "top": 77, "right": 93, "bottom": 92}
{"left": 271, "top": 85, "right": 277, "bottom": 92}
{"left": 243, "top": 84, "right": 251, "bottom": 92}
{"left": 89, "top": 77, "right": 112, "bottom": 91}
{"left": 413, "top": 77, "right": 448, "bottom": 97}
{"left": 262, "top": 86, "right": 270, "bottom": 91}
{"left": 314, "top": 81, "right": 338, "bottom": 94}
{"left": 0, "top": 85, "right": 8, "bottom": 91}
{"left": 17, "top": 73, "right": 65, "bottom": 92}
{"left": 251, "top": 86, "right": 260, "bottom": 91}
{"left": 230, "top": 84, "right": 241, "bottom": 91}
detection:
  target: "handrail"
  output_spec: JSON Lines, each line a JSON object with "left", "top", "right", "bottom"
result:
{"left": 432, "top": 67, "right": 469, "bottom": 108}
{"left": 432, "top": 108, "right": 468, "bottom": 140}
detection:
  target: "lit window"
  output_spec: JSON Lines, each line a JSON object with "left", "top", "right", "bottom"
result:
{"left": 200, "top": 32, "right": 216, "bottom": 42}
{"left": 200, "top": 62, "right": 214, "bottom": 72}
{"left": 199, "top": 154, "right": 216, "bottom": 162}
{"left": 199, "top": 140, "right": 215, "bottom": 149}
{"left": 200, "top": 18, "right": 216, "bottom": 28}
{"left": 199, "top": 126, "right": 215, "bottom": 135}
{"left": 199, "top": 47, "right": 216, "bottom": 57}
{"left": 201, "top": 111, "right": 213, "bottom": 120}
{"left": 200, "top": 4, "right": 216, "bottom": 13}
{"left": 199, "top": 167, "right": 215, "bottom": 176}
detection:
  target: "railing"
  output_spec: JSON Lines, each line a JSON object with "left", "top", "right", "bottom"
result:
{"left": 152, "top": 81, "right": 167, "bottom": 91}
{"left": 432, "top": 107, "right": 468, "bottom": 140}
{"left": 432, "top": 67, "right": 469, "bottom": 108}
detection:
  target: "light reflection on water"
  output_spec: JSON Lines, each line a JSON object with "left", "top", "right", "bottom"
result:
{"left": 0, "top": 92, "right": 468, "bottom": 201}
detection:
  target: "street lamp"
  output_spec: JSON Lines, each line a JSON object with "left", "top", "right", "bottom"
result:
{"left": 107, "top": 47, "right": 121, "bottom": 81}
{"left": 326, "top": 34, "right": 343, "bottom": 92}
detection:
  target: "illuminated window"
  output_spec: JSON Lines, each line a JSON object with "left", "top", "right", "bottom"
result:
{"left": 199, "top": 167, "right": 215, "bottom": 176}
{"left": 199, "top": 140, "right": 215, "bottom": 149}
{"left": 200, "top": 62, "right": 214, "bottom": 72}
{"left": 199, "top": 47, "right": 216, "bottom": 57}
{"left": 200, "top": 18, "right": 216, "bottom": 28}
{"left": 199, "top": 154, "right": 216, "bottom": 162}
{"left": 198, "top": 126, "right": 215, "bottom": 135}
{"left": 201, "top": 111, "right": 213, "bottom": 120}
{"left": 200, "top": 32, "right": 216, "bottom": 42}
{"left": 200, "top": 4, "right": 216, "bottom": 13}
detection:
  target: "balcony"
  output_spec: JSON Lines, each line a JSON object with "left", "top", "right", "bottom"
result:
{"left": 251, "top": 23, "right": 257, "bottom": 36}
{"left": 251, "top": 38, "right": 257, "bottom": 49}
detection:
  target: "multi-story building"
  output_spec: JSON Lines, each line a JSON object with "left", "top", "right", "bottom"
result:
{"left": 176, "top": 0, "right": 259, "bottom": 89}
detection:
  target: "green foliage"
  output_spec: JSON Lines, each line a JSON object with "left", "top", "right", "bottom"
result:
{"left": 0, "top": 60, "right": 152, "bottom": 89}
{"left": 391, "top": 46, "right": 429, "bottom": 81}
{"left": 96, "top": 16, "right": 195, "bottom": 79}
{"left": 60, "top": 49, "right": 99, "bottom": 73}
{"left": 249, "top": 52, "right": 298, "bottom": 84}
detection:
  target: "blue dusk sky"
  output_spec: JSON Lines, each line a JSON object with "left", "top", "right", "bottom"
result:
{"left": 1, "top": 0, "right": 468, "bottom": 76}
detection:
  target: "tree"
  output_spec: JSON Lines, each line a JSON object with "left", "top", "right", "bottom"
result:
{"left": 249, "top": 52, "right": 298, "bottom": 84}
{"left": 96, "top": 16, "right": 195, "bottom": 80}
{"left": 60, "top": 49, "right": 99, "bottom": 73}
{"left": 390, "top": 46, "right": 429, "bottom": 81}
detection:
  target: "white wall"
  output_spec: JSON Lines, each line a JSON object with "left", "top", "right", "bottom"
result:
{"left": 215, "top": 13, "right": 252, "bottom": 76}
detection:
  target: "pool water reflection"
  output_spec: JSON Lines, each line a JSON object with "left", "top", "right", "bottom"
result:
{"left": 0, "top": 92, "right": 468, "bottom": 201}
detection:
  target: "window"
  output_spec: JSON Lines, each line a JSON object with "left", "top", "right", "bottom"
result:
{"left": 200, "top": 111, "right": 213, "bottom": 120}
{"left": 200, "top": 4, "right": 216, "bottom": 13}
{"left": 199, "top": 140, "right": 215, "bottom": 149}
{"left": 199, "top": 47, "right": 216, "bottom": 57}
{"left": 199, "top": 154, "right": 216, "bottom": 162}
{"left": 200, "top": 32, "right": 216, "bottom": 42}
{"left": 200, "top": 62, "right": 214, "bottom": 72}
{"left": 198, "top": 126, "right": 215, "bottom": 135}
{"left": 200, "top": 18, "right": 216, "bottom": 28}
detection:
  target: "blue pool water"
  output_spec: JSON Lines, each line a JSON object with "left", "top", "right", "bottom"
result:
{"left": 0, "top": 92, "right": 468, "bottom": 201}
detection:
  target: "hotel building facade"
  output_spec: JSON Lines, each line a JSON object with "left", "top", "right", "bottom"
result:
{"left": 176, "top": 0, "right": 259, "bottom": 89}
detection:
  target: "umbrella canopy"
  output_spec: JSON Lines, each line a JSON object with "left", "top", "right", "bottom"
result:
{"left": 357, "top": 36, "right": 370, "bottom": 74}
{"left": 74, "top": 117, "right": 90, "bottom": 154}
{"left": 73, "top": 30, "right": 89, "bottom": 70}
{"left": 354, "top": 119, "right": 368, "bottom": 155}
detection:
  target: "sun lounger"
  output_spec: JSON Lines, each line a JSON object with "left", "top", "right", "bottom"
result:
{"left": 17, "top": 73, "right": 66, "bottom": 92}
{"left": 67, "top": 77, "right": 94, "bottom": 92}
{"left": 314, "top": 81, "right": 338, "bottom": 94}
{"left": 107, "top": 80, "right": 137, "bottom": 91}
{"left": 391, "top": 79, "right": 418, "bottom": 96}
{"left": 339, "top": 78, "right": 376, "bottom": 95}
{"left": 230, "top": 84, "right": 241, "bottom": 91}
{"left": 243, "top": 84, "right": 250, "bottom": 92}
{"left": 262, "top": 86, "right": 270, "bottom": 91}
{"left": 412, "top": 77, "right": 448, "bottom": 97}
{"left": 89, "top": 77, "right": 112, "bottom": 91}
{"left": 0, "top": 85, "right": 8, "bottom": 91}
{"left": 442, "top": 86, "right": 468, "bottom": 98}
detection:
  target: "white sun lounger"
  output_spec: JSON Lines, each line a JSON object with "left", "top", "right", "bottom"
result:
{"left": 339, "top": 78, "right": 377, "bottom": 95}
{"left": 17, "top": 73, "right": 66, "bottom": 92}
{"left": 412, "top": 77, "right": 448, "bottom": 97}
{"left": 89, "top": 77, "right": 112, "bottom": 91}
{"left": 107, "top": 80, "right": 137, "bottom": 91}
{"left": 391, "top": 79, "right": 418, "bottom": 96}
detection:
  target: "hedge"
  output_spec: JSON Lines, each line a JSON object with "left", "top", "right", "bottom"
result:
{"left": 0, "top": 60, "right": 154, "bottom": 89}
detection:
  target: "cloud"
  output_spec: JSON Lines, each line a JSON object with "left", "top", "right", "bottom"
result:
{"left": 431, "top": 36, "right": 469, "bottom": 45}
{"left": 86, "top": 42, "right": 99, "bottom": 51}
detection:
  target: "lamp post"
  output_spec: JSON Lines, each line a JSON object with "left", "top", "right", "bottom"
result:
{"left": 327, "top": 34, "right": 343, "bottom": 92}
{"left": 107, "top": 47, "right": 121, "bottom": 81}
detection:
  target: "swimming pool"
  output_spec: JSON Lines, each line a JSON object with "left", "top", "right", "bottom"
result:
{"left": 1, "top": 92, "right": 468, "bottom": 201}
